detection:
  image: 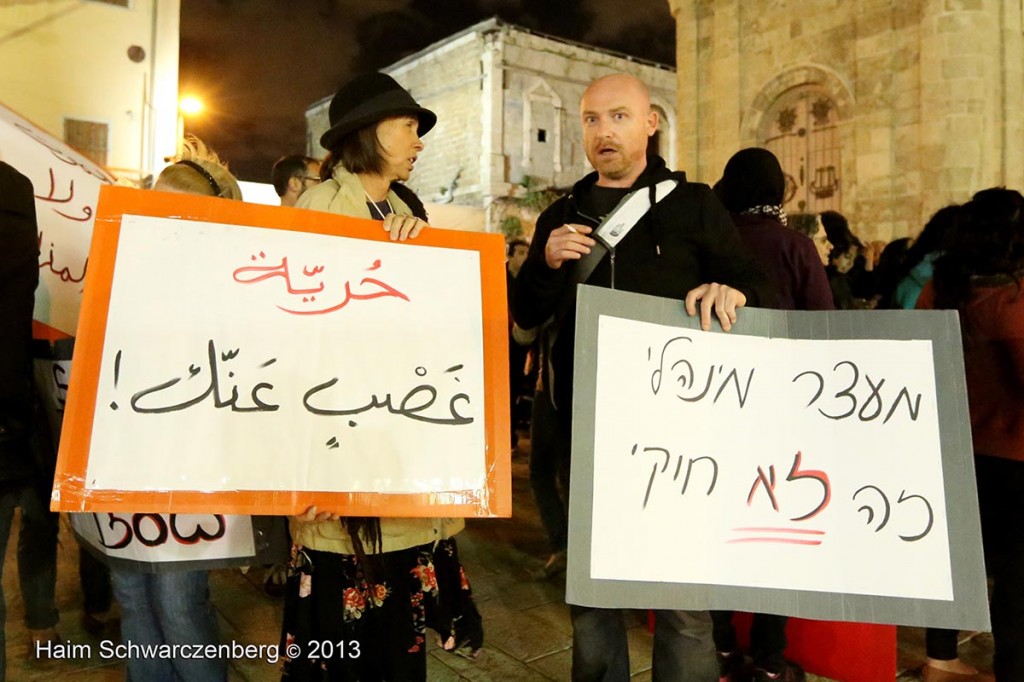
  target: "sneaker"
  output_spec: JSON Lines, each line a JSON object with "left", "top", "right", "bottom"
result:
{"left": 922, "top": 664, "right": 995, "bottom": 682}
{"left": 753, "top": 661, "right": 805, "bottom": 682}
{"left": 718, "top": 650, "right": 753, "bottom": 682}
{"left": 263, "top": 563, "right": 288, "bottom": 598}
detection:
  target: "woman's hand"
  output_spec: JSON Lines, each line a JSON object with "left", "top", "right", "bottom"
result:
{"left": 298, "top": 505, "right": 340, "bottom": 523}
{"left": 383, "top": 214, "right": 427, "bottom": 241}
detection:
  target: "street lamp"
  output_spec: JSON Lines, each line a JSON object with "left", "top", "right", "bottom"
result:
{"left": 176, "top": 95, "right": 204, "bottom": 154}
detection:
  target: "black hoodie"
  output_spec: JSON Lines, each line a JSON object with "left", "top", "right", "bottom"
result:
{"left": 0, "top": 162, "right": 41, "bottom": 486}
{"left": 512, "top": 155, "right": 768, "bottom": 420}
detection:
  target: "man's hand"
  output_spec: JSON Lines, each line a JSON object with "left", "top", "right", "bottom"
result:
{"left": 544, "top": 224, "right": 595, "bottom": 269}
{"left": 685, "top": 283, "right": 747, "bottom": 332}
{"left": 382, "top": 214, "right": 427, "bottom": 241}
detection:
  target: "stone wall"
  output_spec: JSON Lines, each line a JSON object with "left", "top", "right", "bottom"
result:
{"left": 306, "top": 20, "right": 677, "bottom": 227}
{"left": 390, "top": 34, "right": 487, "bottom": 206}
{"left": 499, "top": 27, "right": 677, "bottom": 193}
{"left": 668, "top": 0, "right": 1024, "bottom": 241}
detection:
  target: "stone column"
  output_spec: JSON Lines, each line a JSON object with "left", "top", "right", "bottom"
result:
{"left": 479, "top": 28, "right": 509, "bottom": 231}
{"left": 999, "top": 0, "right": 1024, "bottom": 192}
{"left": 668, "top": 0, "right": 699, "bottom": 174}
{"left": 918, "top": 0, "right": 1003, "bottom": 206}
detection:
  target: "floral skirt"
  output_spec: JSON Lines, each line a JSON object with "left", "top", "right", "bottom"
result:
{"left": 280, "top": 538, "right": 483, "bottom": 681}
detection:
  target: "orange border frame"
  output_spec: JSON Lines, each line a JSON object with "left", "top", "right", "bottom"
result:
{"left": 52, "top": 185, "right": 511, "bottom": 517}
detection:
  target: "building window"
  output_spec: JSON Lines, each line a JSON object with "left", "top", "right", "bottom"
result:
{"left": 760, "top": 86, "right": 842, "bottom": 214}
{"left": 64, "top": 119, "right": 109, "bottom": 168}
{"left": 522, "top": 77, "right": 562, "bottom": 181}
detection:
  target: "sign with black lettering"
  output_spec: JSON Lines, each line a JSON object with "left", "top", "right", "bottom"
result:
{"left": 51, "top": 186, "right": 511, "bottom": 517}
{"left": 567, "top": 285, "right": 989, "bottom": 630}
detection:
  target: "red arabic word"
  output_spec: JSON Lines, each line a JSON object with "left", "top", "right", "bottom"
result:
{"left": 232, "top": 252, "right": 408, "bottom": 315}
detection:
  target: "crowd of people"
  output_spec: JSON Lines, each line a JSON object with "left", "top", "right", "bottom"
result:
{"left": 0, "top": 67, "right": 1019, "bottom": 682}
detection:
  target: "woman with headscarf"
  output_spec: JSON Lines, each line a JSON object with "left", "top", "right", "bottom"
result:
{"left": 281, "top": 72, "right": 482, "bottom": 682}
{"left": 713, "top": 147, "right": 833, "bottom": 313}
{"left": 917, "top": 188, "right": 1023, "bottom": 682}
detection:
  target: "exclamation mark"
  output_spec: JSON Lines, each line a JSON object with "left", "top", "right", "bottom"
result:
{"left": 110, "top": 350, "right": 122, "bottom": 410}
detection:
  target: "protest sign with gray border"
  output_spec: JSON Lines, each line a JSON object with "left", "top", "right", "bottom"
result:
{"left": 567, "top": 285, "right": 989, "bottom": 630}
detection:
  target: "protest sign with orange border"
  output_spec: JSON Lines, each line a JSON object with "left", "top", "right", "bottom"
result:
{"left": 52, "top": 185, "right": 511, "bottom": 517}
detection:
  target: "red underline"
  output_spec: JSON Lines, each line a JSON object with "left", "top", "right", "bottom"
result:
{"left": 727, "top": 538, "right": 823, "bottom": 546}
{"left": 731, "top": 527, "right": 826, "bottom": 535}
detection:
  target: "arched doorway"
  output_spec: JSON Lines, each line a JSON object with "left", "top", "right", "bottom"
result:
{"left": 759, "top": 85, "right": 842, "bottom": 214}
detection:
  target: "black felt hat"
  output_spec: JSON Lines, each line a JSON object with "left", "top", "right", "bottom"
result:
{"left": 319, "top": 73, "right": 437, "bottom": 151}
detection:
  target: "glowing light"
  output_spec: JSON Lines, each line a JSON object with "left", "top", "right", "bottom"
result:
{"left": 179, "top": 96, "right": 203, "bottom": 116}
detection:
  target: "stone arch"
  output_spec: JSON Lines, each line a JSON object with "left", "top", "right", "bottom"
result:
{"left": 741, "top": 64, "right": 854, "bottom": 146}
{"left": 742, "top": 64, "right": 854, "bottom": 214}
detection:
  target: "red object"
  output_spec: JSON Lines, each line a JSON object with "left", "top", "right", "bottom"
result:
{"left": 733, "top": 613, "right": 896, "bottom": 682}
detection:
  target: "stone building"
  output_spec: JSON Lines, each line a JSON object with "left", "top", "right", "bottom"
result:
{"left": 668, "top": 0, "right": 1024, "bottom": 241}
{"left": 306, "top": 18, "right": 676, "bottom": 231}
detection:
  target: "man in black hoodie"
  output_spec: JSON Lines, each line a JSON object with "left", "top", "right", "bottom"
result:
{"left": 513, "top": 74, "right": 767, "bottom": 682}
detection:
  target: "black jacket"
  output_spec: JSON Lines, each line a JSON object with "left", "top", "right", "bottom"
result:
{"left": 512, "top": 155, "right": 768, "bottom": 418}
{"left": 0, "top": 162, "right": 40, "bottom": 484}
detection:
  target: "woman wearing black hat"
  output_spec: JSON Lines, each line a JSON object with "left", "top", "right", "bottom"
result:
{"left": 297, "top": 72, "right": 437, "bottom": 240}
{"left": 281, "top": 73, "right": 482, "bottom": 682}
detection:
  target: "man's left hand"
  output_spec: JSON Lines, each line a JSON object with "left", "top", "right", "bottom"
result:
{"left": 685, "top": 283, "right": 747, "bottom": 332}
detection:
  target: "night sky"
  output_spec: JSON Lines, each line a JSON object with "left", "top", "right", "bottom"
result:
{"left": 179, "top": 0, "right": 676, "bottom": 182}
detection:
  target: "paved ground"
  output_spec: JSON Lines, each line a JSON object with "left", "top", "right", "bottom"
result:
{"left": 1, "top": 436, "right": 995, "bottom": 681}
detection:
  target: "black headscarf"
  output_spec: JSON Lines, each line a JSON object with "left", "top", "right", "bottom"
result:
{"left": 713, "top": 147, "right": 786, "bottom": 214}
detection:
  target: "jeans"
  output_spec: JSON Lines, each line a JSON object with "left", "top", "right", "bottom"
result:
{"left": 571, "top": 606, "right": 717, "bottom": 681}
{"left": 529, "top": 390, "right": 569, "bottom": 552}
{"left": 110, "top": 568, "right": 226, "bottom": 682}
{"left": 0, "top": 482, "right": 60, "bottom": 681}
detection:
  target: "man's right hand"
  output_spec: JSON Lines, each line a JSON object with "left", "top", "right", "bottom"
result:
{"left": 544, "top": 224, "right": 595, "bottom": 269}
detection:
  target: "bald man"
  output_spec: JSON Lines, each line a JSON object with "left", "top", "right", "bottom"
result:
{"left": 512, "top": 74, "right": 768, "bottom": 682}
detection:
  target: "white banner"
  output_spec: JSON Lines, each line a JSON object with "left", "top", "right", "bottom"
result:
{"left": 85, "top": 214, "right": 487, "bottom": 495}
{"left": 0, "top": 102, "right": 112, "bottom": 335}
{"left": 590, "top": 315, "right": 949, "bottom": 600}
{"left": 71, "top": 513, "right": 255, "bottom": 564}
